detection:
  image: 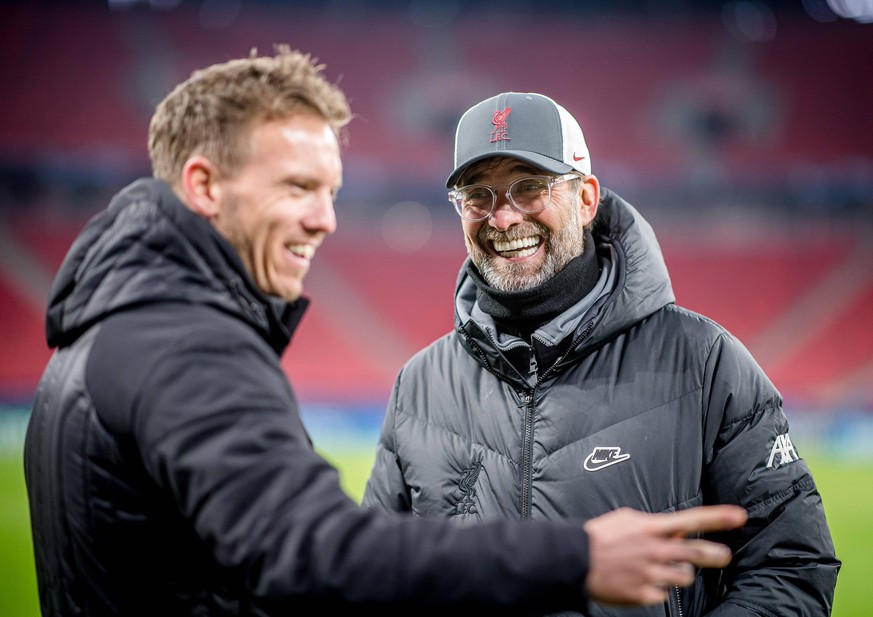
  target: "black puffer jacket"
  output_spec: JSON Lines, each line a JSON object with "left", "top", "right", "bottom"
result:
{"left": 363, "top": 189, "right": 840, "bottom": 616}
{"left": 24, "top": 178, "right": 597, "bottom": 616}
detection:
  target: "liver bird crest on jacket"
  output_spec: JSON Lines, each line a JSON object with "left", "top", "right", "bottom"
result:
{"left": 454, "top": 462, "right": 483, "bottom": 515}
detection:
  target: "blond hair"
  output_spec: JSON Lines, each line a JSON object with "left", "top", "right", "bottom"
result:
{"left": 148, "top": 45, "right": 351, "bottom": 184}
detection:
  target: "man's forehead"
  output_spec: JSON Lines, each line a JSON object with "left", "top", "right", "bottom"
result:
{"left": 462, "top": 157, "right": 542, "bottom": 184}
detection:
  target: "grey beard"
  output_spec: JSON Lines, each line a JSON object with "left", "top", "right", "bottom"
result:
{"left": 469, "top": 210, "right": 585, "bottom": 293}
{"left": 477, "top": 249, "right": 561, "bottom": 292}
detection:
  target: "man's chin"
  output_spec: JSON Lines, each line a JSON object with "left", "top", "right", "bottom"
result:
{"left": 481, "top": 263, "right": 545, "bottom": 292}
{"left": 283, "top": 288, "right": 303, "bottom": 302}
{"left": 262, "top": 282, "right": 302, "bottom": 303}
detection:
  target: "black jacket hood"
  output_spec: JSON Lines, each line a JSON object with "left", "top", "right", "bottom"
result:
{"left": 45, "top": 178, "right": 307, "bottom": 354}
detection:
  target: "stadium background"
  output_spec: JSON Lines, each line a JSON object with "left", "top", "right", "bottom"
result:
{"left": 1, "top": 0, "right": 871, "bottom": 614}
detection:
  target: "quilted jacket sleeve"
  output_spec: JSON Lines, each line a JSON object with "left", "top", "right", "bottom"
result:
{"left": 361, "top": 373, "right": 412, "bottom": 510}
{"left": 701, "top": 332, "right": 840, "bottom": 616}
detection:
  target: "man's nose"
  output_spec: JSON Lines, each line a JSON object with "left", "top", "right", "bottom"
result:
{"left": 488, "top": 191, "right": 524, "bottom": 231}
{"left": 305, "top": 191, "right": 337, "bottom": 235}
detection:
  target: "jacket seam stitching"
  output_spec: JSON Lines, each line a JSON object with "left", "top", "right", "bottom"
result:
{"left": 745, "top": 475, "right": 814, "bottom": 516}
{"left": 393, "top": 401, "right": 517, "bottom": 467}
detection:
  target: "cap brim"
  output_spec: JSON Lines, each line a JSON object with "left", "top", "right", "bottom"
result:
{"left": 446, "top": 151, "right": 573, "bottom": 188}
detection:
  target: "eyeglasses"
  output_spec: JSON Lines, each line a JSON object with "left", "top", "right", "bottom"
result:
{"left": 448, "top": 173, "right": 579, "bottom": 222}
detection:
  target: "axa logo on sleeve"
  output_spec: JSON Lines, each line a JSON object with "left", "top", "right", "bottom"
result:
{"left": 767, "top": 433, "right": 799, "bottom": 468}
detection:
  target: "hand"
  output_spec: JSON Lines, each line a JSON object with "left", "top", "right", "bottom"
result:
{"left": 583, "top": 505, "right": 747, "bottom": 606}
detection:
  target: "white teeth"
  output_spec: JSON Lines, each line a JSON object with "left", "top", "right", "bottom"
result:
{"left": 498, "top": 246, "right": 538, "bottom": 258}
{"left": 287, "top": 244, "right": 314, "bottom": 260}
{"left": 493, "top": 235, "right": 539, "bottom": 256}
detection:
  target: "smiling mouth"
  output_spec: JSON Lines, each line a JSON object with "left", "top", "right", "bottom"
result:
{"left": 492, "top": 235, "right": 540, "bottom": 258}
{"left": 286, "top": 243, "right": 315, "bottom": 260}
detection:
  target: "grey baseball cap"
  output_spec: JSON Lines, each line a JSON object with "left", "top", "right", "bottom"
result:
{"left": 446, "top": 92, "right": 592, "bottom": 188}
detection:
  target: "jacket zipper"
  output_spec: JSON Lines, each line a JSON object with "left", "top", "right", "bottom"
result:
{"left": 459, "top": 321, "right": 596, "bottom": 521}
{"left": 670, "top": 585, "right": 683, "bottom": 617}
{"left": 521, "top": 321, "right": 595, "bottom": 519}
{"left": 528, "top": 344, "right": 538, "bottom": 379}
{"left": 533, "top": 319, "right": 596, "bottom": 386}
{"left": 520, "top": 392, "right": 535, "bottom": 519}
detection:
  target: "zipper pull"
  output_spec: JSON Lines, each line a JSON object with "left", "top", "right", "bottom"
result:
{"left": 529, "top": 345, "right": 538, "bottom": 378}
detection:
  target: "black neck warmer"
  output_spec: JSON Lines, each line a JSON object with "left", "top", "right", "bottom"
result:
{"left": 467, "top": 229, "right": 599, "bottom": 339}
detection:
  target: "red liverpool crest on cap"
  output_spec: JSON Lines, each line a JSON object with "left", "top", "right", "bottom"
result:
{"left": 490, "top": 107, "right": 511, "bottom": 143}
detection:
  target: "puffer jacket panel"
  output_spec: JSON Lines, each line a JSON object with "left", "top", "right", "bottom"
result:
{"left": 370, "top": 304, "right": 717, "bottom": 523}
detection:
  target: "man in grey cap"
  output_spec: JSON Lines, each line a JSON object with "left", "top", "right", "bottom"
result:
{"left": 363, "top": 92, "right": 840, "bottom": 615}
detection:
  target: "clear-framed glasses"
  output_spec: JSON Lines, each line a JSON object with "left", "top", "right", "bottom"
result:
{"left": 448, "top": 173, "right": 579, "bottom": 222}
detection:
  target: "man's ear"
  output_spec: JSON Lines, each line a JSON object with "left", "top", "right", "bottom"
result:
{"left": 179, "top": 156, "right": 222, "bottom": 218}
{"left": 579, "top": 174, "right": 601, "bottom": 226}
